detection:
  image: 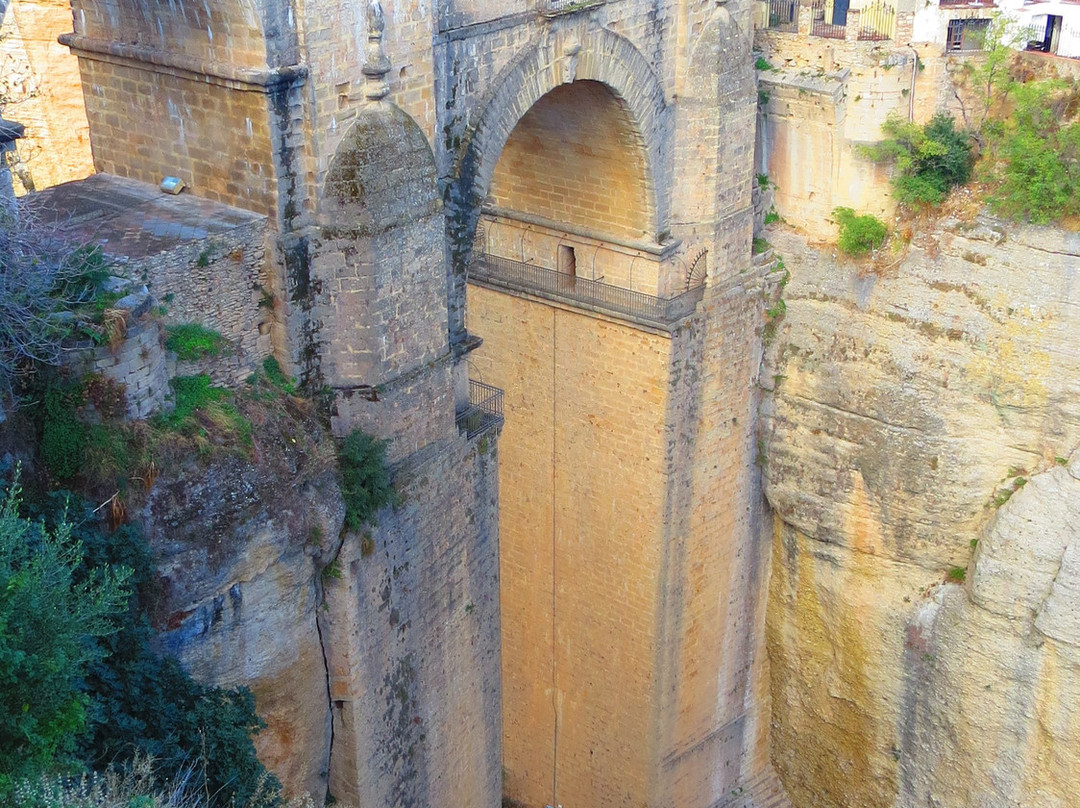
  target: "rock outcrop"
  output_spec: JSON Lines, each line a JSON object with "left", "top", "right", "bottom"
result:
{"left": 142, "top": 399, "right": 344, "bottom": 801}
{"left": 761, "top": 217, "right": 1080, "bottom": 808}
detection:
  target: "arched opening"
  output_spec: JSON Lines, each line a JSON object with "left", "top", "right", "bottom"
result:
{"left": 488, "top": 80, "right": 652, "bottom": 242}
{"left": 467, "top": 78, "right": 677, "bottom": 808}
{"left": 478, "top": 79, "right": 666, "bottom": 296}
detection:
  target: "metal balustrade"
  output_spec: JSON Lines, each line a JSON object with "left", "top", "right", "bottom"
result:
{"left": 810, "top": 0, "right": 848, "bottom": 39}
{"left": 858, "top": 2, "right": 896, "bottom": 40}
{"left": 468, "top": 250, "right": 704, "bottom": 328}
{"left": 456, "top": 379, "right": 504, "bottom": 441}
{"left": 767, "top": 0, "right": 800, "bottom": 32}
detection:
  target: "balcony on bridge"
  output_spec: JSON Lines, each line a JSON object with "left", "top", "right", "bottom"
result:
{"left": 455, "top": 379, "right": 505, "bottom": 441}
{"left": 471, "top": 210, "right": 704, "bottom": 330}
{"left": 759, "top": 0, "right": 901, "bottom": 40}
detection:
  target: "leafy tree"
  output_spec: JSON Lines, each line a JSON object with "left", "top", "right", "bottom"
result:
{"left": 862, "top": 113, "right": 973, "bottom": 207}
{"left": 981, "top": 79, "right": 1080, "bottom": 224}
{"left": 949, "top": 15, "right": 1026, "bottom": 146}
{"left": 0, "top": 476, "right": 130, "bottom": 796}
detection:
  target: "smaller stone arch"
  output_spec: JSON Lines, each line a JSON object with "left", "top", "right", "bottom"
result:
{"left": 322, "top": 103, "right": 441, "bottom": 234}
{"left": 313, "top": 101, "right": 446, "bottom": 395}
{"left": 445, "top": 24, "right": 672, "bottom": 338}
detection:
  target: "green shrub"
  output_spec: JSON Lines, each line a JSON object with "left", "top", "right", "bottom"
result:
{"left": 46, "top": 501, "right": 282, "bottom": 808}
{"left": 41, "top": 380, "right": 89, "bottom": 480}
{"left": 833, "top": 207, "right": 888, "bottom": 257}
{"left": 338, "top": 430, "right": 394, "bottom": 532}
{"left": 164, "top": 324, "right": 227, "bottom": 361}
{"left": 261, "top": 357, "right": 295, "bottom": 394}
{"left": 164, "top": 375, "right": 229, "bottom": 423}
{"left": 0, "top": 477, "right": 130, "bottom": 797}
{"left": 862, "top": 113, "right": 973, "bottom": 207}
{"left": 983, "top": 80, "right": 1080, "bottom": 224}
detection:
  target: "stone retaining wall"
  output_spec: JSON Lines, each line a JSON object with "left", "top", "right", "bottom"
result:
{"left": 131, "top": 218, "right": 273, "bottom": 386}
{"left": 63, "top": 294, "right": 170, "bottom": 420}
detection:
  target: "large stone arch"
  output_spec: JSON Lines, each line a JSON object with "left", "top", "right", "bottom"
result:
{"left": 445, "top": 24, "right": 671, "bottom": 338}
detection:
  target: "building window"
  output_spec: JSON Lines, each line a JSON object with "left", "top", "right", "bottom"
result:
{"left": 946, "top": 18, "right": 991, "bottom": 52}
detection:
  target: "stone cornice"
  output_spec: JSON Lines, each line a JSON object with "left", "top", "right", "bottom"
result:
{"left": 58, "top": 34, "right": 307, "bottom": 92}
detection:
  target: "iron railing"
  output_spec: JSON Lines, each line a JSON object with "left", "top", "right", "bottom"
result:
{"left": 857, "top": 2, "right": 896, "bottom": 40}
{"left": 810, "top": 0, "right": 847, "bottom": 38}
{"left": 469, "top": 251, "right": 704, "bottom": 328}
{"left": 937, "top": 0, "right": 975, "bottom": 6}
{"left": 456, "top": 379, "right": 504, "bottom": 441}
{"left": 767, "top": 0, "right": 800, "bottom": 32}
{"left": 946, "top": 17, "right": 990, "bottom": 51}
{"left": 542, "top": 0, "right": 604, "bottom": 14}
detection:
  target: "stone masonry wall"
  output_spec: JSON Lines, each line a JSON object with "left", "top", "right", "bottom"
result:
{"left": 754, "top": 31, "right": 911, "bottom": 230}
{"left": 655, "top": 271, "right": 776, "bottom": 804}
{"left": 467, "top": 283, "right": 672, "bottom": 808}
{"left": 76, "top": 57, "right": 279, "bottom": 215}
{"left": 322, "top": 430, "right": 501, "bottom": 808}
{"left": 70, "top": 0, "right": 273, "bottom": 69}
{"left": 65, "top": 311, "right": 170, "bottom": 420}
{"left": 135, "top": 218, "right": 274, "bottom": 385}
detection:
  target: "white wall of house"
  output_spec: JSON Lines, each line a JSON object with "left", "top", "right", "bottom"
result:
{"left": 1000, "top": 0, "right": 1080, "bottom": 57}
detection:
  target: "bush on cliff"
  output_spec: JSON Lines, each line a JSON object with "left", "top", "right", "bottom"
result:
{"left": 0, "top": 481, "right": 281, "bottom": 807}
{"left": 862, "top": 113, "right": 974, "bottom": 207}
{"left": 338, "top": 428, "right": 394, "bottom": 531}
{"left": 981, "top": 78, "right": 1080, "bottom": 224}
{"left": 833, "top": 207, "right": 888, "bottom": 257}
{"left": 0, "top": 477, "right": 129, "bottom": 796}
{"left": 66, "top": 503, "right": 281, "bottom": 808}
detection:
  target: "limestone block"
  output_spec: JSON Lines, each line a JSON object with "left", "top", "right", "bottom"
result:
{"left": 970, "top": 468, "right": 1080, "bottom": 620}
{"left": 1035, "top": 542, "right": 1080, "bottom": 647}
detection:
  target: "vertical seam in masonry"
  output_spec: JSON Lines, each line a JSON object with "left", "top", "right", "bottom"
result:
{"left": 551, "top": 305, "right": 558, "bottom": 807}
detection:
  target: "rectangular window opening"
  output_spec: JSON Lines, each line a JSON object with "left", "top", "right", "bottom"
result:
{"left": 558, "top": 244, "right": 577, "bottom": 290}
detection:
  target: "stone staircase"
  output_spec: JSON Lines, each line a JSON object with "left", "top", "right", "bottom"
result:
{"left": 717, "top": 767, "right": 794, "bottom": 808}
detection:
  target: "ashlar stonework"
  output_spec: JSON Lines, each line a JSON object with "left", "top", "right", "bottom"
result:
{"left": 55, "top": 1, "right": 776, "bottom": 807}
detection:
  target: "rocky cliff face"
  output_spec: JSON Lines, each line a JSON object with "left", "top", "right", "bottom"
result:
{"left": 141, "top": 397, "right": 344, "bottom": 801}
{"left": 761, "top": 217, "right": 1080, "bottom": 808}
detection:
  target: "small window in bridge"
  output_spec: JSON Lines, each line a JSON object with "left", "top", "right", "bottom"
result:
{"left": 558, "top": 245, "right": 577, "bottom": 289}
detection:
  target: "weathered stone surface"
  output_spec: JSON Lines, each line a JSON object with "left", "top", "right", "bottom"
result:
{"left": 762, "top": 217, "right": 1080, "bottom": 808}
{"left": 144, "top": 419, "right": 343, "bottom": 801}
{"left": 971, "top": 466, "right": 1080, "bottom": 621}
{"left": 0, "top": 0, "right": 93, "bottom": 192}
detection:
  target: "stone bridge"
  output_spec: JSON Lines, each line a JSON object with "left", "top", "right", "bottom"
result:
{"left": 57, "top": 1, "right": 775, "bottom": 806}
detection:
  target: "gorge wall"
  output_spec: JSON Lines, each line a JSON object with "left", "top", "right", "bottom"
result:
{"left": 761, "top": 216, "right": 1080, "bottom": 808}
